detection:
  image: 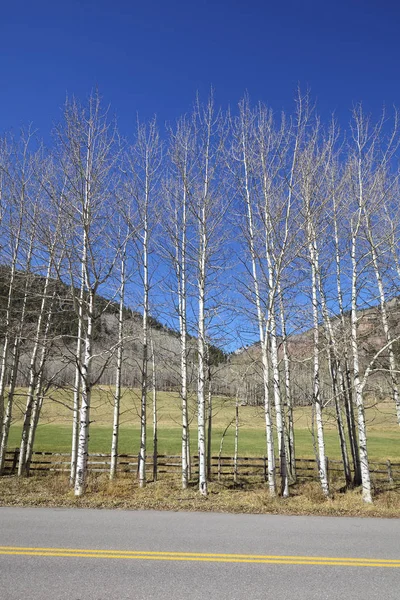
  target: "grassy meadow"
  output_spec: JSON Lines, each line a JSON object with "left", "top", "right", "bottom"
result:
{"left": 7, "top": 387, "right": 400, "bottom": 460}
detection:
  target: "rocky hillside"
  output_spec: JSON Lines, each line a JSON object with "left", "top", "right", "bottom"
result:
{"left": 215, "top": 298, "right": 400, "bottom": 405}
{"left": 0, "top": 267, "right": 226, "bottom": 392}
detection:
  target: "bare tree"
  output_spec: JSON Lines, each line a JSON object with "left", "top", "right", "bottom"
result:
{"left": 189, "top": 96, "right": 229, "bottom": 496}
{"left": 125, "top": 117, "right": 162, "bottom": 488}
{"left": 230, "top": 97, "right": 276, "bottom": 496}
{"left": 297, "top": 114, "right": 331, "bottom": 497}
{"left": 165, "top": 116, "right": 195, "bottom": 488}
{"left": 110, "top": 240, "right": 127, "bottom": 480}
{"left": 0, "top": 133, "right": 41, "bottom": 473}
{"left": 18, "top": 177, "right": 64, "bottom": 476}
{"left": 347, "top": 107, "right": 374, "bottom": 503}
{"left": 55, "top": 92, "right": 120, "bottom": 496}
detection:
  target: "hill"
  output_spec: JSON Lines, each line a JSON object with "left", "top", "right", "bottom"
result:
{"left": 215, "top": 298, "right": 400, "bottom": 405}
{"left": 0, "top": 266, "right": 226, "bottom": 393}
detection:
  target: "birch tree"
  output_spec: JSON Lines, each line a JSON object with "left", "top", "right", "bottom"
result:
{"left": 230, "top": 98, "right": 276, "bottom": 496}
{"left": 330, "top": 165, "right": 362, "bottom": 485}
{"left": 362, "top": 114, "right": 400, "bottom": 424}
{"left": 165, "top": 116, "right": 196, "bottom": 488}
{"left": 110, "top": 239, "right": 127, "bottom": 480}
{"left": 18, "top": 180, "right": 63, "bottom": 476}
{"left": 297, "top": 118, "right": 331, "bottom": 497}
{"left": 188, "top": 95, "right": 228, "bottom": 496}
{"left": 125, "top": 118, "right": 162, "bottom": 488}
{"left": 0, "top": 133, "right": 41, "bottom": 473}
{"left": 347, "top": 107, "right": 374, "bottom": 503}
{"left": 55, "top": 93, "right": 119, "bottom": 496}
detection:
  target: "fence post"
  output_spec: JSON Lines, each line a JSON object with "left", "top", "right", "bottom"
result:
{"left": 263, "top": 456, "right": 267, "bottom": 482}
{"left": 11, "top": 448, "right": 19, "bottom": 475}
{"left": 325, "top": 456, "right": 329, "bottom": 482}
{"left": 153, "top": 451, "right": 158, "bottom": 482}
{"left": 137, "top": 453, "right": 140, "bottom": 479}
{"left": 217, "top": 456, "right": 221, "bottom": 482}
{"left": 387, "top": 459, "right": 393, "bottom": 484}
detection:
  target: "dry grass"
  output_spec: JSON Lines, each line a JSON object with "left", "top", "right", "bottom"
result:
{"left": 1, "top": 474, "right": 399, "bottom": 518}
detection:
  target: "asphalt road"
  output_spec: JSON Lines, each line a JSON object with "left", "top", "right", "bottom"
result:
{"left": 0, "top": 507, "right": 399, "bottom": 599}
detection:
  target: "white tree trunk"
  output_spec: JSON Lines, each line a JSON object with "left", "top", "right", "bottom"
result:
{"left": 0, "top": 217, "right": 23, "bottom": 465}
{"left": 278, "top": 283, "right": 295, "bottom": 482}
{"left": 25, "top": 285, "right": 57, "bottom": 474}
{"left": 234, "top": 394, "right": 239, "bottom": 484}
{"left": 197, "top": 205, "right": 207, "bottom": 496}
{"left": 265, "top": 222, "right": 289, "bottom": 496}
{"left": 151, "top": 338, "right": 157, "bottom": 481}
{"left": 74, "top": 288, "right": 94, "bottom": 497}
{"left": 307, "top": 219, "right": 329, "bottom": 497}
{"left": 70, "top": 268, "right": 84, "bottom": 486}
{"left": 110, "top": 252, "right": 125, "bottom": 480}
{"left": 366, "top": 219, "right": 400, "bottom": 423}
{"left": 0, "top": 223, "right": 35, "bottom": 474}
{"left": 139, "top": 196, "right": 149, "bottom": 488}
{"left": 239, "top": 111, "right": 276, "bottom": 495}
{"left": 350, "top": 229, "right": 372, "bottom": 503}
{"left": 349, "top": 140, "right": 372, "bottom": 503}
{"left": 18, "top": 251, "right": 53, "bottom": 476}
{"left": 333, "top": 191, "right": 361, "bottom": 484}
{"left": 175, "top": 182, "right": 189, "bottom": 488}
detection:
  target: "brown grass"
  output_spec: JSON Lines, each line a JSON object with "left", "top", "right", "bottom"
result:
{"left": 1, "top": 474, "right": 399, "bottom": 518}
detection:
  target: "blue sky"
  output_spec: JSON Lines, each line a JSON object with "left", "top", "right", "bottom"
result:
{"left": 1, "top": 0, "right": 399, "bottom": 136}
{"left": 1, "top": 0, "right": 399, "bottom": 350}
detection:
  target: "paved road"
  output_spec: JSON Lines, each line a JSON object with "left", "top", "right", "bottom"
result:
{"left": 0, "top": 507, "right": 399, "bottom": 599}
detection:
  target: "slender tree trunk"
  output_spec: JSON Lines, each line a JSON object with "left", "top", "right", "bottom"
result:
{"left": 332, "top": 192, "right": 361, "bottom": 484}
{"left": 366, "top": 218, "right": 400, "bottom": 423}
{"left": 350, "top": 227, "right": 372, "bottom": 503}
{"left": 25, "top": 285, "right": 57, "bottom": 474}
{"left": 151, "top": 338, "right": 157, "bottom": 482}
{"left": 278, "top": 283, "right": 295, "bottom": 483}
{"left": 349, "top": 129, "right": 373, "bottom": 503}
{"left": 74, "top": 149, "right": 94, "bottom": 497}
{"left": 240, "top": 114, "right": 276, "bottom": 495}
{"left": 234, "top": 393, "right": 239, "bottom": 484}
{"left": 268, "top": 308, "right": 289, "bottom": 497}
{"left": 206, "top": 361, "right": 212, "bottom": 482}
{"left": 70, "top": 273, "right": 84, "bottom": 486}
{"left": 18, "top": 245, "right": 56, "bottom": 476}
{"left": 307, "top": 217, "right": 329, "bottom": 497}
{"left": 0, "top": 217, "right": 23, "bottom": 461}
{"left": 197, "top": 203, "right": 207, "bottom": 496}
{"left": 328, "top": 351, "right": 352, "bottom": 486}
{"left": 176, "top": 186, "right": 189, "bottom": 488}
{"left": 139, "top": 197, "right": 149, "bottom": 488}
{"left": 110, "top": 253, "right": 125, "bottom": 480}
{"left": 0, "top": 227, "right": 34, "bottom": 474}
{"left": 74, "top": 288, "right": 94, "bottom": 497}
{"left": 316, "top": 255, "right": 352, "bottom": 488}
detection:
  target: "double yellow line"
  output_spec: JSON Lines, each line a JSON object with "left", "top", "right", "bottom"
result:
{"left": 0, "top": 546, "right": 399, "bottom": 568}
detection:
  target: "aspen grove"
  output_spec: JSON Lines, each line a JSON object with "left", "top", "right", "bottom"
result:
{"left": 1, "top": 91, "right": 400, "bottom": 503}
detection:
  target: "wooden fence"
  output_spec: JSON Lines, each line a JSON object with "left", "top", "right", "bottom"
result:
{"left": 3, "top": 449, "right": 400, "bottom": 487}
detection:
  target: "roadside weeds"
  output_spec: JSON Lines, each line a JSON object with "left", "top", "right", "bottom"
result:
{"left": 1, "top": 474, "right": 400, "bottom": 517}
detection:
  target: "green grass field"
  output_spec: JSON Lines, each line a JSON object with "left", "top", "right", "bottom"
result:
{"left": 7, "top": 387, "right": 400, "bottom": 460}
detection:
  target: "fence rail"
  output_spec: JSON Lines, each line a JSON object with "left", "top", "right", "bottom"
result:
{"left": 3, "top": 450, "right": 400, "bottom": 486}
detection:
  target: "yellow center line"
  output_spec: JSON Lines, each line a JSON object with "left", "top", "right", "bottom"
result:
{"left": 0, "top": 546, "right": 398, "bottom": 568}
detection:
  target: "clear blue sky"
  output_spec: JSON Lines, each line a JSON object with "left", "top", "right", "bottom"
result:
{"left": 1, "top": 0, "right": 399, "bottom": 135}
